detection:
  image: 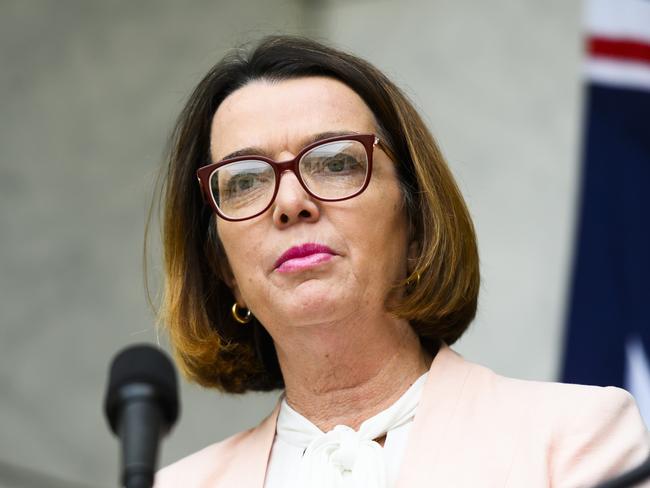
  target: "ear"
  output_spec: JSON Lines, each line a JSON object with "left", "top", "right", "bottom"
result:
{"left": 407, "top": 240, "right": 420, "bottom": 274}
{"left": 209, "top": 220, "right": 247, "bottom": 307}
{"left": 218, "top": 257, "right": 246, "bottom": 307}
{"left": 227, "top": 275, "right": 245, "bottom": 307}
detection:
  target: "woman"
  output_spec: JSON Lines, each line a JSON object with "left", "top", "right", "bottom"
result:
{"left": 154, "top": 36, "right": 648, "bottom": 487}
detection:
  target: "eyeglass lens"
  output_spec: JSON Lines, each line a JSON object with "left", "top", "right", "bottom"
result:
{"left": 209, "top": 139, "right": 369, "bottom": 220}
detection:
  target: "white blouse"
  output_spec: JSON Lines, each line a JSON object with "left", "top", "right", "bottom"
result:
{"left": 264, "top": 372, "right": 428, "bottom": 488}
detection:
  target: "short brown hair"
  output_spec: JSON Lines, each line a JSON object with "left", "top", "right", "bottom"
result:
{"left": 149, "top": 35, "right": 480, "bottom": 393}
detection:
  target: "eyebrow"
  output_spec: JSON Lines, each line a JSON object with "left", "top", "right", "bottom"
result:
{"left": 216, "top": 130, "right": 361, "bottom": 162}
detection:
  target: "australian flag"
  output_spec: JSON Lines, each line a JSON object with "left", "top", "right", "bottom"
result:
{"left": 561, "top": 0, "right": 650, "bottom": 426}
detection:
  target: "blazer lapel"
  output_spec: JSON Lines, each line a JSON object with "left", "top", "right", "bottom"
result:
{"left": 395, "top": 343, "right": 474, "bottom": 488}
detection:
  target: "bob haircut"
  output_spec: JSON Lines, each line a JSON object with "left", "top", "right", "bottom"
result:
{"left": 152, "top": 35, "right": 480, "bottom": 393}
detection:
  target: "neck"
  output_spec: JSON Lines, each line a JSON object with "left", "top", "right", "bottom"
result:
{"left": 274, "top": 313, "right": 433, "bottom": 432}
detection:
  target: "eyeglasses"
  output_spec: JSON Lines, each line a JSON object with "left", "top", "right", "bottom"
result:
{"left": 197, "top": 133, "right": 382, "bottom": 221}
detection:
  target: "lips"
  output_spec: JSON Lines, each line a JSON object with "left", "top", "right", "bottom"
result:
{"left": 274, "top": 243, "right": 336, "bottom": 272}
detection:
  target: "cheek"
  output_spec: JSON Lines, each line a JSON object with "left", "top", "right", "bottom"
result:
{"left": 353, "top": 191, "right": 409, "bottom": 272}
{"left": 215, "top": 222, "right": 251, "bottom": 282}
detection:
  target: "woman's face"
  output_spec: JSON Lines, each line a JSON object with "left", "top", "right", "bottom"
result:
{"left": 211, "top": 76, "right": 412, "bottom": 338}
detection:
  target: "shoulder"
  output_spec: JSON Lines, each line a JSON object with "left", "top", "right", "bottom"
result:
{"left": 449, "top": 351, "right": 650, "bottom": 484}
{"left": 154, "top": 402, "right": 280, "bottom": 488}
{"left": 522, "top": 381, "right": 650, "bottom": 485}
{"left": 438, "top": 346, "right": 645, "bottom": 425}
{"left": 465, "top": 355, "right": 646, "bottom": 434}
{"left": 470, "top": 357, "right": 634, "bottom": 413}
{"left": 154, "top": 428, "right": 256, "bottom": 488}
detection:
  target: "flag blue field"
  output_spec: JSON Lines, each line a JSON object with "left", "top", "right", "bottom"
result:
{"left": 561, "top": 0, "right": 650, "bottom": 425}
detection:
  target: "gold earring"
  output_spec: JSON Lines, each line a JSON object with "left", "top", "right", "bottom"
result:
{"left": 231, "top": 302, "right": 252, "bottom": 324}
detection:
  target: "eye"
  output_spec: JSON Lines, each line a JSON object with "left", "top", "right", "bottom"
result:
{"left": 231, "top": 174, "right": 257, "bottom": 192}
{"left": 324, "top": 154, "right": 359, "bottom": 172}
{"left": 220, "top": 170, "right": 272, "bottom": 202}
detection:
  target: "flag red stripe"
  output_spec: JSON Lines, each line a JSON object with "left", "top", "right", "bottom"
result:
{"left": 589, "top": 37, "right": 650, "bottom": 65}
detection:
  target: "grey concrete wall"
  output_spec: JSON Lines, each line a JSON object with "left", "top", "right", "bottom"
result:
{"left": 1, "top": 1, "right": 583, "bottom": 486}
{"left": 1, "top": 2, "right": 303, "bottom": 486}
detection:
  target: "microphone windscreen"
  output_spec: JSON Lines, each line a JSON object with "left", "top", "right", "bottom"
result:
{"left": 104, "top": 344, "right": 179, "bottom": 433}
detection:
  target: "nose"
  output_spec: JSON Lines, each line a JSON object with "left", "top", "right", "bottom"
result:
{"left": 272, "top": 170, "right": 320, "bottom": 227}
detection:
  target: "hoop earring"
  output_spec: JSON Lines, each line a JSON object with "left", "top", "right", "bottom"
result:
{"left": 231, "top": 303, "right": 252, "bottom": 324}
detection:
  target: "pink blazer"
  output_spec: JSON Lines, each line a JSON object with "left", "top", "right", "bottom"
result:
{"left": 155, "top": 344, "right": 650, "bottom": 487}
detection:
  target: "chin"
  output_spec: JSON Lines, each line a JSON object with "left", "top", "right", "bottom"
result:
{"left": 287, "top": 288, "right": 349, "bottom": 324}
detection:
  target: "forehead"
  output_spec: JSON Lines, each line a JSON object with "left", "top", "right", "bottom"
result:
{"left": 210, "top": 76, "right": 377, "bottom": 161}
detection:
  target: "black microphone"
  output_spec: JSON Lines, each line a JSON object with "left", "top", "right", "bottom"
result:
{"left": 104, "top": 344, "right": 180, "bottom": 488}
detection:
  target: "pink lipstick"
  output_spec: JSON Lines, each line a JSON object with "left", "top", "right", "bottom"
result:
{"left": 274, "top": 243, "right": 336, "bottom": 273}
